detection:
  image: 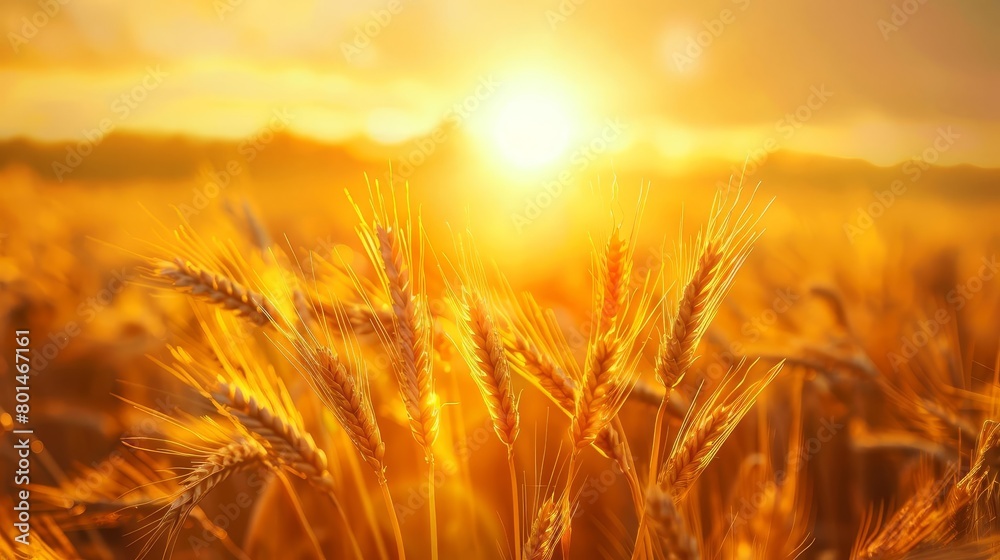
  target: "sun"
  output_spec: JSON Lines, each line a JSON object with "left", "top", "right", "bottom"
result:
{"left": 490, "top": 89, "right": 577, "bottom": 170}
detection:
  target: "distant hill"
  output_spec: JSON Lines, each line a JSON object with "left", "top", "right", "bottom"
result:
{"left": 0, "top": 133, "right": 371, "bottom": 184}
{"left": 0, "top": 133, "right": 997, "bottom": 200}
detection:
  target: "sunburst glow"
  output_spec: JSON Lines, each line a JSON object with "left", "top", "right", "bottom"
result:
{"left": 491, "top": 90, "right": 577, "bottom": 170}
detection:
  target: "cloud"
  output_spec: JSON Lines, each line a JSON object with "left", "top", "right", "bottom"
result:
{"left": 0, "top": 0, "right": 997, "bottom": 166}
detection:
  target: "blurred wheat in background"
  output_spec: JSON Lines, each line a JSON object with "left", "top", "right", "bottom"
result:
{"left": 2, "top": 1, "right": 1000, "bottom": 559}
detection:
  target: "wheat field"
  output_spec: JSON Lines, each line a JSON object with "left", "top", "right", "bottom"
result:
{"left": 2, "top": 165, "right": 999, "bottom": 560}
{"left": 2, "top": 0, "right": 999, "bottom": 558}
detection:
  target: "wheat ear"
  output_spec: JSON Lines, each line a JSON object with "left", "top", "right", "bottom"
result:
{"left": 461, "top": 294, "right": 521, "bottom": 446}
{"left": 656, "top": 245, "right": 722, "bottom": 387}
{"left": 566, "top": 204, "right": 652, "bottom": 559}
{"left": 142, "top": 440, "right": 266, "bottom": 560}
{"left": 157, "top": 257, "right": 277, "bottom": 326}
{"left": 215, "top": 389, "right": 347, "bottom": 558}
{"left": 662, "top": 405, "right": 728, "bottom": 495}
{"left": 499, "top": 301, "right": 631, "bottom": 467}
{"left": 524, "top": 496, "right": 571, "bottom": 560}
{"left": 591, "top": 217, "right": 653, "bottom": 535}
{"left": 854, "top": 466, "right": 966, "bottom": 560}
{"left": 214, "top": 381, "right": 331, "bottom": 481}
{"left": 573, "top": 210, "right": 652, "bottom": 452}
{"left": 952, "top": 419, "right": 1000, "bottom": 535}
{"left": 598, "top": 225, "right": 632, "bottom": 333}
{"left": 161, "top": 311, "right": 340, "bottom": 490}
{"left": 375, "top": 222, "right": 439, "bottom": 560}
{"left": 647, "top": 184, "right": 767, "bottom": 493}
{"left": 456, "top": 287, "right": 524, "bottom": 558}
{"left": 314, "top": 346, "right": 388, "bottom": 476}
{"left": 273, "top": 254, "right": 409, "bottom": 560}
{"left": 350, "top": 185, "right": 438, "bottom": 560}
{"left": 661, "top": 361, "right": 781, "bottom": 500}
{"left": 507, "top": 329, "right": 579, "bottom": 410}
{"left": 645, "top": 486, "right": 700, "bottom": 560}
{"left": 571, "top": 317, "right": 650, "bottom": 453}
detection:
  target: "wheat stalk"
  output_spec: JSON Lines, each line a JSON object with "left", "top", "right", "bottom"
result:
{"left": 364, "top": 222, "right": 440, "bottom": 455}
{"left": 645, "top": 184, "right": 767, "bottom": 508}
{"left": 460, "top": 291, "right": 527, "bottom": 558}
{"left": 350, "top": 185, "right": 439, "bottom": 560}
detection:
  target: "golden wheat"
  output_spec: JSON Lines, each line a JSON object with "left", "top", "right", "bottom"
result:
{"left": 314, "top": 346, "right": 387, "bottom": 475}
{"left": 460, "top": 294, "right": 521, "bottom": 447}
{"left": 214, "top": 381, "right": 330, "bottom": 479}
{"left": 23, "top": 174, "right": 1000, "bottom": 560}
{"left": 142, "top": 439, "right": 267, "bottom": 559}
{"left": 645, "top": 486, "right": 699, "bottom": 560}
{"left": 661, "top": 362, "right": 781, "bottom": 500}
{"left": 157, "top": 257, "right": 277, "bottom": 326}
{"left": 524, "top": 496, "right": 571, "bottom": 560}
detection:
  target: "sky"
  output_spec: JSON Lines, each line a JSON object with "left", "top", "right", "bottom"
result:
{"left": 1, "top": 0, "right": 998, "bottom": 171}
